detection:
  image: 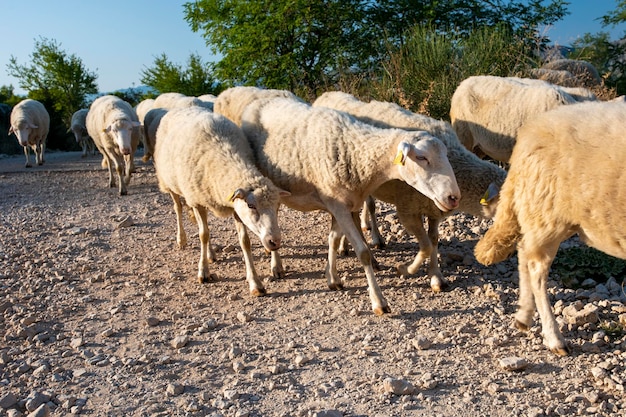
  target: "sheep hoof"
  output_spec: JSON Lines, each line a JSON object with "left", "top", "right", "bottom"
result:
{"left": 371, "top": 257, "right": 381, "bottom": 272}
{"left": 198, "top": 273, "right": 217, "bottom": 283}
{"left": 550, "top": 345, "right": 570, "bottom": 356}
{"left": 373, "top": 305, "right": 391, "bottom": 316}
{"left": 395, "top": 264, "right": 409, "bottom": 277}
{"left": 328, "top": 282, "right": 344, "bottom": 291}
{"left": 25, "top": 164, "right": 32, "bottom": 168}
{"left": 250, "top": 287, "right": 267, "bottom": 297}
{"left": 371, "top": 240, "right": 386, "bottom": 250}
{"left": 514, "top": 319, "right": 530, "bottom": 332}
{"left": 271, "top": 269, "right": 286, "bottom": 280}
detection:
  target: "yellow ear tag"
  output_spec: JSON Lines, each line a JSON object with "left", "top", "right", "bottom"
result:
{"left": 480, "top": 189, "right": 490, "bottom": 206}
{"left": 227, "top": 191, "right": 237, "bottom": 202}
{"left": 393, "top": 150, "right": 405, "bottom": 166}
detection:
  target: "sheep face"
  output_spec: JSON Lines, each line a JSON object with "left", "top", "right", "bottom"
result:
{"left": 9, "top": 120, "right": 38, "bottom": 147}
{"left": 104, "top": 119, "right": 141, "bottom": 155}
{"left": 394, "top": 133, "right": 460, "bottom": 212}
{"left": 230, "top": 187, "right": 287, "bottom": 252}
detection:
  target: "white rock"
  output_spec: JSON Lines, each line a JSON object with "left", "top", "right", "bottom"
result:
{"left": 498, "top": 356, "right": 529, "bottom": 371}
{"left": 383, "top": 377, "right": 415, "bottom": 395}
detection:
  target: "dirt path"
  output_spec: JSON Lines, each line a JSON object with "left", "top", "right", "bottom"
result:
{"left": 0, "top": 151, "right": 625, "bottom": 417}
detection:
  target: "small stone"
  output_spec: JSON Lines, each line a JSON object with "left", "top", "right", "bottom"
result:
{"left": 0, "top": 392, "right": 18, "bottom": 409}
{"left": 411, "top": 336, "right": 432, "bottom": 350}
{"left": 233, "top": 361, "right": 245, "bottom": 373}
{"left": 146, "top": 317, "right": 160, "bottom": 327}
{"left": 166, "top": 383, "right": 184, "bottom": 396}
{"left": 171, "top": 335, "right": 189, "bottom": 349}
{"left": 498, "top": 356, "right": 528, "bottom": 371}
{"left": 237, "top": 311, "right": 252, "bottom": 323}
{"left": 294, "top": 354, "right": 311, "bottom": 366}
{"left": 116, "top": 216, "right": 134, "bottom": 228}
{"left": 27, "top": 404, "right": 50, "bottom": 417}
{"left": 223, "top": 389, "right": 239, "bottom": 400}
{"left": 383, "top": 378, "right": 415, "bottom": 395}
{"left": 70, "top": 337, "right": 84, "bottom": 349}
{"left": 100, "top": 328, "right": 115, "bottom": 337}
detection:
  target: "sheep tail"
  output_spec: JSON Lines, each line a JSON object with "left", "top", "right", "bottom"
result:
{"left": 474, "top": 192, "right": 520, "bottom": 265}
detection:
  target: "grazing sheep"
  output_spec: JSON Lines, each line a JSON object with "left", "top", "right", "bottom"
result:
{"left": 450, "top": 75, "right": 596, "bottom": 162}
{"left": 141, "top": 107, "right": 168, "bottom": 162}
{"left": 313, "top": 91, "right": 506, "bottom": 292}
{"left": 9, "top": 99, "right": 50, "bottom": 167}
{"left": 214, "top": 86, "right": 301, "bottom": 125}
{"left": 86, "top": 95, "right": 141, "bottom": 195}
{"left": 70, "top": 109, "right": 97, "bottom": 157}
{"left": 474, "top": 100, "right": 626, "bottom": 356}
{"left": 154, "top": 106, "right": 289, "bottom": 295}
{"left": 240, "top": 97, "right": 460, "bottom": 315}
{"left": 542, "top": 58, "right": 602, "bottom": 87}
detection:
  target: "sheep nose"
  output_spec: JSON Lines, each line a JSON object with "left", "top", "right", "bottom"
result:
{"left": 448, "top": 195, "right": 460, "bottom": 209}
{"left": 120, "top": 147, "right": 131, "bottom": 155}
{"left": 267, "top": 237, "right": 281, "bottom": 251}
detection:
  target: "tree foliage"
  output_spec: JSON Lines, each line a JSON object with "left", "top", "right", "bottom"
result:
{"left": 601, "top": 0, "right": 626, "bottom": 26}
{"left": 183, "top": 0, "right": 568, "bottom": 98}
{"left": 140, "top": 53, "right": 222, "bottom": 96}
{"left": 6, "top": 37, "right": 98, "bottom": 127}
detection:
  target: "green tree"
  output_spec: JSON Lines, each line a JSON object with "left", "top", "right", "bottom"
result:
{"left": 6, "top": 37, "right": 98, "bottom": 127}
{"left": 140, "top": 53, "right": 222, "bottom": 96}
{"left": 183, "top": 0, "right": 568, "bottom": 99}
{"left": 183, "top": 0, "right": 369, "bottom": 99}
{"left": 601, "top": 0, "right": 626, "bottom": 26}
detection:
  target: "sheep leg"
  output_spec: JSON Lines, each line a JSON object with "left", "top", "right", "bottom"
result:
{"left": 270, "top": 250, "right": 285, "bottom": 279}
{"left": 123, "top": 154, "right": 133, "bottom": 185}
{"left": 23, "top": 146, "right": 32, "bottom": 168}
{"left": 192, "top": 205, "right": 217, "bottom": 283}
{"left": 169, "top": 192, "right": 187, "bottom": 248}
{"left": 325, "top": 216, "right": 343, "bottom": 290}
{"left": 112, "top": 157, "right": 127, "bottom": 195}
{"left": 424, "top": 217, "right": 447, "bottom": 292}
{"left": 364, "top": 196, "right": 385, "bottom": 249}
{"left": 328, "top": 206, "right": 390, "bottom": 315}
{"left": 395, "top": 213, "right": 433, "bottom": 277}
{"left": 233, "top": 214, "right": 266, "bottom": 296}
{"left": 35, "top": 142, "right": 44, "bottom": 165}
{"left": 335, "top": 212, "right": 381, "bottom": 270}
{"left": 516, "top": 241, "right": 569, "bottom": 355}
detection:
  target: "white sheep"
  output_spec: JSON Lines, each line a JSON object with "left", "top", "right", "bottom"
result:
{"left": 313, "top": 91, "right": 506, "bottom": 292}
{"left": 450, "top": 75, "right": 596, "bottom": 163}
{"left": 153, "top": 92, "right": 212, "bottom": 110}
{"left": 134, "top": 98, "right": 156, "bottom": 162}
{"left": 9, "top": 99, "right": 50, "bottom": 167}
{"left": 541, "top": 58, "right": 602, "bottom": 87}
{"left": 154, "top": 106, "right": 289, "bottom": 295}
{"left": 70, "top": 109, "right": 97, "bottom": 157}
{"left": 240, "top": 97, "right": 460, "bottom": 315}
{"left": 214, "top": 86, "right": 301, "bottom": 125}
{"left": 196, "top": 94, "right": 216, "bottom": 111}
{"left": 474, "top": 99, "right": 626, "bottom": 356}
{"left": 141, "top": 107, "right": 168, "bottom": 162}
{"left": 86, "top": 95, "right": 141, "bottom": 195}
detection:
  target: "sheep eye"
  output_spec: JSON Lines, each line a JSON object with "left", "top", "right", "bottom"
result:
{"left": 247, "top": 203, "right": 256, "bottom": 210}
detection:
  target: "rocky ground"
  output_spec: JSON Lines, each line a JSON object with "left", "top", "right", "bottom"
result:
{"left": 0, "top": 150, "right": 625, "bottom": 417}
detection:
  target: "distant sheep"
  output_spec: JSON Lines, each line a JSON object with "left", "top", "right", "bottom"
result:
{"left": 240, "top": 97, "right": 460, "bottom": 315}
{"left": 196, "top": 94, "right": 216, "bottom": 111}
{"left": 141, "top": 107, "right": 168, "bottom": 162}
{"left": 86, "top": 95, "right": 141, "bottom": 195}
{"left": 542, "top": 58, "right": 602, "bottom": 88}
{"left": 313, "top": 91, "right": 506, "bottom": 292}
{"left": 450, "top": 75, "right": 596, "bottom": 162}
{"left": 153, "top": 92, "right": 212, "bottom": 110}
{"left": 134, "top": 98, "right": 155, "bottom": 162}
{"left": 214, "top": 86, "right": 302, "bottom": 125}
{"left": 474, "top": 100, "right": 626, "bottom": 356}
{"left": 9, "top": 99, "right": 50, "bottom": 167}
{"left": 154, "top": 106, "right": 288, "bottom": 295}
{"left": 70, "top": 109, "right": 97, "bottom": 157}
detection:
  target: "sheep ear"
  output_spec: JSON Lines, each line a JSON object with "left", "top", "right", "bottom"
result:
{"left": 8, "top": 125, "right": 14, "bottom": 135}
{"left": 279, "top": 189, "right": 291, "bottom": 198}
{"left": 228, "top": 188, "right": 246, "bottom": 202}
{"left": 393, "top": 142, "right": 411, "bottom": 166}
{"left": 480, "top": 182, "right": 500, "bottom": 206}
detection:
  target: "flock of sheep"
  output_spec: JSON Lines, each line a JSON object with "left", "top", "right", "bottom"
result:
{"left": 6, "top": 71, "right": 626, "bottom": 357}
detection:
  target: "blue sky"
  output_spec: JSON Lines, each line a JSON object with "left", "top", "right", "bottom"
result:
{"left": 1, "top": 1, "right": 625, "bottom": 96}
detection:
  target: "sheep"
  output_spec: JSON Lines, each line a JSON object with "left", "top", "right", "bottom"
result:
{"left": 239, "top": 97, "right": 460, "bottom": 315}
{"left": 474, "top": 100, "right": 626, "bottom": 356}
{"left": 196, "top": 94, "right": 216, "bottom": 111}
{"left": 70, "top": 109, "right": 97, "bottom": 157}
{"left": 141, "top": 107, "right": 168, "bottom": 162}
{"left": 541, "top": 58, "right": 602, "bottom": 88}
{"left": 154, "top": 106, "right": 289, "bottom": 295}
{"left": 9, "top": 99, "right": 50, "bottom": 168}
{"left": 214, "top": 86, "right": 301, "bottom": 125}
{"left": 86, "top": 95, "right": 141, "bottom": 195}
{"left": 153, "top": 92, "right": 212, "bottom": 110}
{"left": 450, "top": 75, "right": 597, "bottom": 163}
{"left": 313, "top": 91, "right": 506, "bottom": 292}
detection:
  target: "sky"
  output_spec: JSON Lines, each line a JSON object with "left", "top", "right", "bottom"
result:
{"left": 1, "top": 1, "right": 625, "bottom": 96}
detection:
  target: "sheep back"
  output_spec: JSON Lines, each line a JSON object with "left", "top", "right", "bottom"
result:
{"left": 214, "top": 86, "right": 301, "bottom": 125}
{"left": 154, "top": 106, "right": 279, "bottom": 218}
{"left": 450, "top": 75, "right": 589, "bottom": 162}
